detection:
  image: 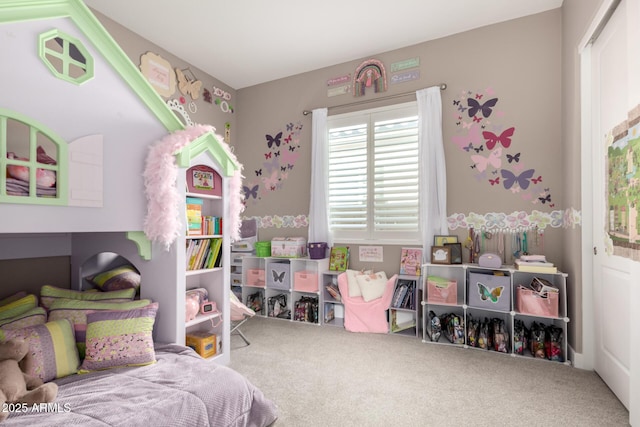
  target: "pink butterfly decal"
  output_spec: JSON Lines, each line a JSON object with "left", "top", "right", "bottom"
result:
{"left": 489, "top": 177, "right": 500, "bottom": 186}
{"left": 281, "top": 149, "right": 300, "bottom": 165}
{"left": 473, "top": 116, "right": 482, "bottom": 123}
{"left": 483, "top": 127, "right": 514, "bottom": 150}
{"left": 284, "top": 134, "right": 292, "bottom": 144}
{"left": 532, "top": 175, "right": 542, "bottom": 184}
{"left": 261, "top": 171, "right": 279, "bottom": 189}
{"left": 452, "top": 124, "right": 482, "bottom": 150}
{"left": 471, "top": 147, "right": 502, "bottom": 172}
{"left": 521, "top": 192, "right": 532, "bottom": 201}
{"left": 264, "top": 152, "right": 272, "bottom": 159}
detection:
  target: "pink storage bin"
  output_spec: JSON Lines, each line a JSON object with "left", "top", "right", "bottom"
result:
{"left": 426, "top": 276, "right": 457, "bottom": 305}
{"left": 247, "top": 269, "right": 266, "bottom": 287}
{"left": 516, "top": 286, "right": 559, "bottom": 317}
{"left": 293, "top": 271, "right": 318, "bottom": 292}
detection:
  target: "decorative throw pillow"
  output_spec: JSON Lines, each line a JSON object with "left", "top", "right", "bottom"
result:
{"left": 2, "top": 318, "right": 79, "bottom": 382}
{"left": 0, "top": 294, "right": 38, "bottom": 321}
{"left": 346, "top": 269, "right": 373, "bottom": 298}
{"left": 48, "top": 298, "right": 153, "bottom": 359}
{"left": 356, "top": 271, "right": 389, "bottom": 302}
{"left": 0, "top": 291, "right": 28, "bottom": 307}
{"left": 83, "top": 265, "right": 141, "bottom": 292}
{"left": 0, "top": 307, "right": 47, "bottom": 339}
{"left": 40, "top": 285, "right": 136, "bottom": 311}
{"left": 79, "top": 302, "right": 158, "bottom": 372}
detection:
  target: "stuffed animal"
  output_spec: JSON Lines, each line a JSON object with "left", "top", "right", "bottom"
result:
{"left": 6, "top": 148, "right": 57, "bottom": 188}
{"left": 0, "top": 338, "right": 58, "bottom": 422}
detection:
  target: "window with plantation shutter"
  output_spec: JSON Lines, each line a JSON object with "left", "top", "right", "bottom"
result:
{"left": 327, "top": 102, "right": 420, "bottom": 243}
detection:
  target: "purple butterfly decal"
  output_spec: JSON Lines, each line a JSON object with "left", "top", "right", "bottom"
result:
{"left": 243, "top": 184, "right": 259, "bottom": 200}
{"left": 467, "top": 98, "right": 498, "bottom": 118}
{"left": 286, "top": 123, "right": 294, "bottom": 131}
{"left": 262, "top": 158, "right": 279, "bottom": 173}
{"left": 506, "top": 153, "right": 520, "bottom": 163}
{"left": 501, "top": 169, "right": 535, "bottom": 190}
{"left": 266, "top": 132, "right": 282, "bottom": 148}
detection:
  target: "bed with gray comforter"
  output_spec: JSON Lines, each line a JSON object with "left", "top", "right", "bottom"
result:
{"left": 3, "top": 343, "right": 278, "bottom": 426}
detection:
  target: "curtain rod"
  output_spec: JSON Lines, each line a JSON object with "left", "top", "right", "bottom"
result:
{"left": 302, "top": 83, "right": 447, "bottom": 115}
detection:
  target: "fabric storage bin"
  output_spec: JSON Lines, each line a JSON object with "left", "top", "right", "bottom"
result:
{"left": 267, "top": 263, "right": 290, "bottom": 290}
{"left": 516, "top": 286, "right": 559, "bottom": 317}
{"left": 467, "top": 272, "right": 511, "bottom": 311}
{"left": 255, "top": 241, "right": 271, "bottom": 257}
{"left": 271, "top": 237, "right": 307, "bottom": 258}
{"left": 246, "top": 269, "right": 265, "bottom": 287}
{"left": 293, "top": 271, "right": 319, "bottom": 292}
{"left": 308, "top": 242, "right": 328, "bottom": 259}
{"left": 426, "top": 276, "right": 457, "bottom": 305}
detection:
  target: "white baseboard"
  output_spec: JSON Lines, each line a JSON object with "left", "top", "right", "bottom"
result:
{"left": 569, "top": 345, "right": 594, "bottom": 370}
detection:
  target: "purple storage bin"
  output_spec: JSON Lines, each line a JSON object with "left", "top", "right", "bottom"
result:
{"left": 308, "top": 242, "right": 327, "bottom": 259}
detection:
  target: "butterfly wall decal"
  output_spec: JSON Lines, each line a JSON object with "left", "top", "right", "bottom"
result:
{"left": 532, "top": 176, "right": 543, "bottom": 184}
{"left": 483, "top": 127, "right": 515, "bottom": 150}
{"left": 538, "top": 194, "right": 551, "bottom": 204}
{"left": 506, "top": 152, "right": 521, "bottom": 163}
{"left": 175, "top": 68, "right": 203, "bottom": 100}
{"left": 501, "top": 168, "right": 535, "bottom": 190}
{"left": 242, "top": 184, "right": 259, "bottom": 200}
{"left": 467, "top": 97, "right": 498, "bottom": 118}
{"left": 471, "top": 147, "right": 502, "bottom": 172}
{"left": 255, "top": 169, "right": 262, "bottom": 176}
{"left": 266, "top": 132, "right": 282, "bottom": 148}
{"left": 489, "top": 177, "right": 500, "bottom": 186}
{"left": 272, "top": 270, "right": 286, "bottom": 283}
{"left": 261, "top": 170, "right": 279, "bottom": 189}
{"left": 477, "top": 283, "right": 504, "bottom": 303}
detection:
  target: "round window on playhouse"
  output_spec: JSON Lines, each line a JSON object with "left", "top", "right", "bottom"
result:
{"left": 39, "top": 29, "right": 94, "bottom": 85}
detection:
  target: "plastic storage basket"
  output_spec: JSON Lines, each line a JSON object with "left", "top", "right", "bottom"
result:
{"left": 308, "top": 242, "right": 327, "bottom": 259}
{"left": 255, "top": 241, "right": 271, "bottom": 257}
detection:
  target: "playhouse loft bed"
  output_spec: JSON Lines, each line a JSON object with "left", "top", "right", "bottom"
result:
{"left": 0, "top": 0, "right": 239, "bottom": 359}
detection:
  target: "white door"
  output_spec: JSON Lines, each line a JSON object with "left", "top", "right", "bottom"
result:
{"left": 589, "top": 0, "right": 638, "bottom": 413}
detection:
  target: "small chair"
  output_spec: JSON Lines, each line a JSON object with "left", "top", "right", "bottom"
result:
{"left": 230, "top": 292, "right": 255, "bottom": 346}
{"left": 337, "top": 272, "right": 397, "bottom": 333}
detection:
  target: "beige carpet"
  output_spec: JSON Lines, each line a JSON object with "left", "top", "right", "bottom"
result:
{"left": 229, "top": 316, "right": 629, "bottom": 427}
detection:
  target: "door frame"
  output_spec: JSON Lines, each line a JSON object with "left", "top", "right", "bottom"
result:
{"left": 579, "top": 0, "right": 638, "bottom": 424}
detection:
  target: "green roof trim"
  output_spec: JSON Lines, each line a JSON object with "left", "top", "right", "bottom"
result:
{"left": 174, "top": 131, "right": 239, "bottom": 177}
{"left": 127, "top": 231, "right": 152, "bottom": 260}
{"left": 0, "top": 0, "right": 183, "bottom": 132}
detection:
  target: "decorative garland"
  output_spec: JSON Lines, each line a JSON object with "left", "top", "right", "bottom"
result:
{"left": 447, "top": 209, "right": 581, "bottom": 231}
{"left": 243, "top": 209, "right": 582, "bottom": 232}
{"left": 144, "top": 124, "right": 244, "bottom": 250}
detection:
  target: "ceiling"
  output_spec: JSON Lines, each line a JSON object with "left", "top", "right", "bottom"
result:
{"left": 83, "top": 0, "right": 563, "bottom": 90}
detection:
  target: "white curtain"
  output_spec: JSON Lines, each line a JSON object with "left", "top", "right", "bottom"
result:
{"left": 417, "top": 86, "right": 448, "bottom": 256}
{"left": 308, "top": 108, "right": 332, "bottom": 246}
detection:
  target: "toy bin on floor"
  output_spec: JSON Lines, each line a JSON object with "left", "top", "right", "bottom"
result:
{"left": 267, "top": 262, "right": 290, "bottom": 290}
{"left": 467, "top": 271, "right": 511, "bottom": 311}
{"left": 293, "top": 271, "right": 319, "bottom": 292}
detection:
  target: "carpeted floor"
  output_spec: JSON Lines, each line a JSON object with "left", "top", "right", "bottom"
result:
{"left": 229, "top": 316, "right": 629, "bottom": 427}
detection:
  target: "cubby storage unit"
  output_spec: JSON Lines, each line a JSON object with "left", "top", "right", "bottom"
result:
{"left": 321, "top": 270, "right": 344, "bottom": 327}
{"left": 240, "top": 255, "right": 328, "bottom": 324}
{"left": 388, "top": 275, "right": 421, "bottom": 338}
{"left": 421, "top": 263, "right": 570, "bottom": 365}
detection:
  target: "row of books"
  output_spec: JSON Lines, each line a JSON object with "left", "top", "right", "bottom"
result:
{"left": 391, "top": 279, "right": 416, "bottom": 310}
{"left": 514, "top": 254, "right": 557, "bottom": 274}
{"left": 186, "top": 197, "right": 203, "bottom": 236}
{"left": 186, "top": 238, "right": 223, "bottom": 271}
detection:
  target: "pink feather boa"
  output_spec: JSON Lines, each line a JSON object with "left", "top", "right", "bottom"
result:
{"left": 143, "top": 124, "right": 244, "bottom": 250}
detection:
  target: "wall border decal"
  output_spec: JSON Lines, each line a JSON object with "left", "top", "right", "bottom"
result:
{"left": 447, "top": 208, "right": 581, "bottom": 232}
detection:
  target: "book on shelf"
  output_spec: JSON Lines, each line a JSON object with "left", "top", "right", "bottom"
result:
{"left": 324, "top": 304, "right": 335, "bottom": 323}
{"left": 399, "top": 247, "right": 422, "bottom": 276}
{"left": 186, "top": 197, "right": 203, "bottom": 236}
{"left": 515, "top": 258, "right": 557, "bottom": 274}
{"left": 328, "top": 246, "right": 350, "bottom": 271}
{"left": 325, "top": 284, "right": 341, "bottom": 302}
{"left": 390, "top": 310, "right": 416, "bottom": 333}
